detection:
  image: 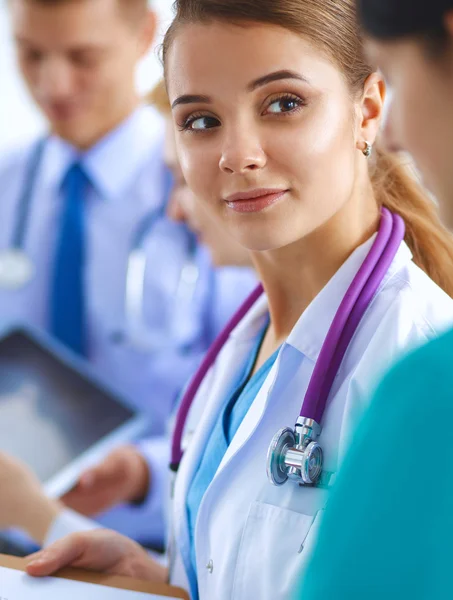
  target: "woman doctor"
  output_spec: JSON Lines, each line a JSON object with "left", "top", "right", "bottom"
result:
{"left": 24, "top": 0, "right": 453, "bottom": 598}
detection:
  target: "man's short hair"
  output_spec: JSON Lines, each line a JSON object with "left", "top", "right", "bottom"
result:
{"left": 21, "top": 0, "right": 149, "bottom": 23}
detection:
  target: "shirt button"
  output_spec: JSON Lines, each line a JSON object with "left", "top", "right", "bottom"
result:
{"left": 206, "top": 559, "right": 214, "bottom": 574}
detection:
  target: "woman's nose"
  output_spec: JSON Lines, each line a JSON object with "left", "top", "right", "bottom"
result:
{"left": 219, "top": 128, "right": 266, "bottom": 174}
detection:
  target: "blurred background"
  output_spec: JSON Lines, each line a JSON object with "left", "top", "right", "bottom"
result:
{"left": 0, "top": 0, "right": 173, "bottom": 151}
{"left": 0, "top": 0, "right": 257, "bottom": 559}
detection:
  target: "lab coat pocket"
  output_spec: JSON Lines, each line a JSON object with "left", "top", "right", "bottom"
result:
{"left": 231, "top": 501, "right": 321, "bottom": 600}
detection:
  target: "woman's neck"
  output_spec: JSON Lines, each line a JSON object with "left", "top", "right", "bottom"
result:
{"left": 252, "top": 194, "right": 380, "bottom": 346}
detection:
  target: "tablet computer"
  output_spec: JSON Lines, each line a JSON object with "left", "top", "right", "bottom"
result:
{"left": 0, "top": 327, "right": 150, "bottom": 497}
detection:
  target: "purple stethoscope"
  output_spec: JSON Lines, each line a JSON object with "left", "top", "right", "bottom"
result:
{"left": 170, "top": 208, "right": 405, "bottom": 487}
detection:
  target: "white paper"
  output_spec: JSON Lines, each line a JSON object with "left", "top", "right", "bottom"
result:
{"left": 0, "top": 566, "right": 180, "bottom": 600}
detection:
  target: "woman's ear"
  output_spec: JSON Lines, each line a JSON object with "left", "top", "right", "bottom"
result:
{"left": 357, "top": 72, "right": 386, "bottom": 147}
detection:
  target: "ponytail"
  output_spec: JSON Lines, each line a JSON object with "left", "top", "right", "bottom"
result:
{"left": 372, "top": 145, "right": 453, "bottom": 297}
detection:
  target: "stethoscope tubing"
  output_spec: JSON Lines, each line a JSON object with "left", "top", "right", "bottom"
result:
{"left": 170, "top": 208, "right": 405, "bottom": 470}
{"left": 313, "top": 211, "right": 405, "bottom": 423}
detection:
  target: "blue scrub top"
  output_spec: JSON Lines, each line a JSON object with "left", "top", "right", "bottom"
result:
{"left": 298, "top": 326, "right": 453, "bottom": 600}
{"left": 186, "top": 319, "right": 280, "bottom": 599}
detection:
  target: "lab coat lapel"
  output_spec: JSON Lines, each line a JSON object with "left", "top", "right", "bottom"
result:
{"left": 216, "top": 355, "right": 280, "bottom": 473}
{"left": 172, "top": 294, "right": 269, "bottom": 568}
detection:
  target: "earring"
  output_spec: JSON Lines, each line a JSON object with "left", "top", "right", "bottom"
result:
{"left": 362, "top": 141, "right": 372, "bottom": 158}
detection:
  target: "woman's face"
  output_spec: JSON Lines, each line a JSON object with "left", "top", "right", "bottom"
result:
{"left": 166, "top": 22, "right": 374, "bottom": 253}
{"left": 164, "top": 120, "right": 252, "bottom": 267}
{"left": 366, "top": 32, "right": 453, "bottom": 218}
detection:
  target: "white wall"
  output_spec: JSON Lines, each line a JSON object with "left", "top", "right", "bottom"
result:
{"left": 0, "top": 0, "right": 173, "bottom": 151}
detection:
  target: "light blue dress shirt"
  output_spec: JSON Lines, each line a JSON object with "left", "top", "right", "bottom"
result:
{"left": 186, "top": 320, "right": 279, "bottom": 599}
{"left": 0, "top": 105, "right": 257, "bottom": 545}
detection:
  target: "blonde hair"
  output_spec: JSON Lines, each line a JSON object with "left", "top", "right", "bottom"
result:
{"left": 146, "top": 79, "right": 171, "bottom": 115}
{"left": 162, "top": 0, "right": 453, "bottom": 296}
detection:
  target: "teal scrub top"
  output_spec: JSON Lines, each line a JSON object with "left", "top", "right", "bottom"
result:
{"left": 298, "top": 327, "right": 453, "bottom": 600}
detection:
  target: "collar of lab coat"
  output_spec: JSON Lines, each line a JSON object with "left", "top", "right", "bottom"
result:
{"left": 228, "top": 236, "right": 413, "bottom": 362}
{"left": 41, "top": 105, "right": 165, "bottom": 202}
{"left": 287, "top": 236, "right": 413, "bottom": 362}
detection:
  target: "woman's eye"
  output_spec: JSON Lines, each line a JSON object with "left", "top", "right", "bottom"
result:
{"left": 187, "top": 116, "right": 219, "bottom": 131}
{"left": 266, "top": 97, "right": 302, "bottom": 115}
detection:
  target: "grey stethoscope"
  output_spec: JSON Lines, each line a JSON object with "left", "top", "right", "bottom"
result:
{"left": 0, "top": 138, "right": 200, "bottom": 351}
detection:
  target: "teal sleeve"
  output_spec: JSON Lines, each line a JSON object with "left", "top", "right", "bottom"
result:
{"left": 299, "top": 331, "right": 453, "bottom": 600}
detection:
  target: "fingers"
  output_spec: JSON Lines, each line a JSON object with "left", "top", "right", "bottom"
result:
{"left": 77, "top": 446, "right": 135, "bottom": 489}
{"left": 25, "top": 530, "right": 159, "bottom": 580}
{"left": 25, "top": 534, "right": 86, "bottom": 577}
{"left": 77, "top": 468, "right": 97, "bottom": 489}
{"left": 80, "top": 458, "right": 118, "bottom": 487}
{"left": 62, "top": 453, "right": 123, "bottom": 502}
{"left": 60, "top": 446, "right": 148, "bottom": 515}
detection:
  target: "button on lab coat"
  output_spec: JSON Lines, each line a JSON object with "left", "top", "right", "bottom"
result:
{"left": 0, "top": 105, "right": 257, "bottom": 544}
{"left": 169, "top": 238, "right": 453, "bottom": 599}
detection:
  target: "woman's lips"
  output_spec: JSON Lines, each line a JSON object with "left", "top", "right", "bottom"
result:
{"left": 224, "top": 189, "right": 288, "bottom": 213}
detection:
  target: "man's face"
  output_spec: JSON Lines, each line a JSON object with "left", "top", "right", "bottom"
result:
{"left": 11, "top": 0, "right": 155, "bottom": 148}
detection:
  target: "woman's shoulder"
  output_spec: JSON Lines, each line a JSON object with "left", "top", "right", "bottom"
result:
{"left": 378, "top": 256, "right": 453, "bottom": 339}
{"left": 345, "top": 260, "right": 453, "bottom": 412}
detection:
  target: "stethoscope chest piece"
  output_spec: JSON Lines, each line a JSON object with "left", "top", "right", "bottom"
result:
{"left": 0, "top": 249, "right": 35, "bottom": 291}
{"left": 266, "top": 418, "right": 323, "bottom": 487}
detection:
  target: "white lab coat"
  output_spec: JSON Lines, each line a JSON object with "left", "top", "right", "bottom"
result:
{"left": 168, "top": 238, "right": 453, "bottom": 599}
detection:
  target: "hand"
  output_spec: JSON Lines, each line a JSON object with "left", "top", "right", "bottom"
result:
{"left": 0, "top": 452, "right": 61, "bottom": 544}
{"left": 61, "top": 445, "right": 150, "bottom": 516}
{"left": 26, "top": 529, "right": 168, "bottom": 582}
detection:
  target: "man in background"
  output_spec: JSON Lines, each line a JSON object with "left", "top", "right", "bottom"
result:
{"left": 0, "top": 0, "right": 255, "bottom": 549}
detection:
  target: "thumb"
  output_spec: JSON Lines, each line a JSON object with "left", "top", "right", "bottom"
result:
{"left": 26, "top": 535, "right": 86, "bottom": 577}
{"left": 78, "top": 454, "right": 121, "bottom": 488}
{"left": 78, "top": 468, "right": 97, "bottom": 489}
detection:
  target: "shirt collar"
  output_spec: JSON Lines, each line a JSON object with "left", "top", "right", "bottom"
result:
{"left": 287, "top": 237, "right": 413, "bottom": 361}
{"left": 229, "top": 292, "right": 270, "bottom": 343}
{"left": 40, "top": 105, "right": 165, "bottom": 200}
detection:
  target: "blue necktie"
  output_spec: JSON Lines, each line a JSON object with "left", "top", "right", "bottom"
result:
{"left": 50, "top": 162, "right": 89, "bottom": 356}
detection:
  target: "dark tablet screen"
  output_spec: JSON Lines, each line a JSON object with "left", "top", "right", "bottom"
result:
{"left": 0, "top": 331, "right": 134, "bottom": 482}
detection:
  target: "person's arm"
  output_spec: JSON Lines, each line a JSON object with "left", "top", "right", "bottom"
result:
{"left": 299, "top": 336, "right": 453, "bottom": 600}
{"left": 0, "top": 453, "right": 62, "bottom": 545}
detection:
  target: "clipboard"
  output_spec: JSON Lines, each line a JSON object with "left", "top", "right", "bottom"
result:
{"left": 0, "top": 554, "right": 189, "bottom": 599}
